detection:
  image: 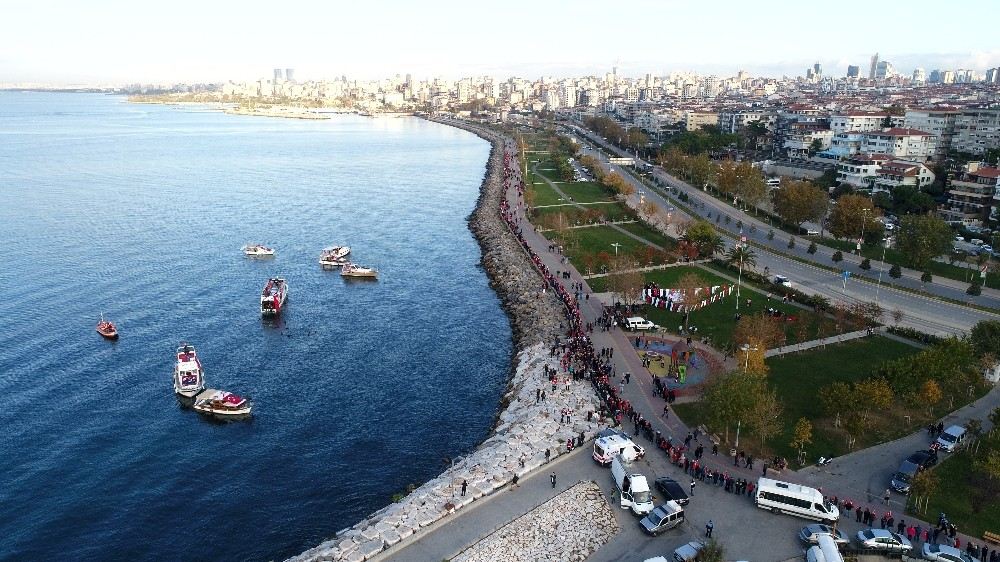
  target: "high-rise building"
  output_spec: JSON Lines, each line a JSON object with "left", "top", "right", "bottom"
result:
{"left": 813, "top": 63, "right": 822, "bottom": 76}
{"left": 285, "top": 68, "right": 295, "bottom": 82}
{"left": 929, "top": 69, "right": 942, "bottom": 83}
{"left": 869, "top": 53, "right": 879, "bottom": 79}
{"left": 987, "top": 68, "right": 1000, "bottom": 84}
{"left": 847, "top": 65, "right": 860, "bottom": 78}
{"left": 273, "top": 68, "right": 284, "bottom": 82}
{"left": 912, "top": 68, "right": 926, "bottom": 84}
{"left": 875, "top": 60, "right": 895, "bottom": 79}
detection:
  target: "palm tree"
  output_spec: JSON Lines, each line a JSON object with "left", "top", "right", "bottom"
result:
{"left": 726, "top": 244, "right": 757, "bottom": 310}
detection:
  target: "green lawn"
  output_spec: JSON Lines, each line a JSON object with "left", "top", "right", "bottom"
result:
{"left": 917, "top": 449, "right": 1000, "bottom": 537}
{"left": 557, "top": 181, "right": 616, "bottom": 204}
{"left": 527, "top": 181, "right": 563, "bottom": 206}
{"left": 619, "top": 222, "right": 675, "bottom": 249}
{"left": 533, "top": 202, "right": 636, "bottom": 225}
{"left": 588, "top": 265, "right": 726, "bottom": 293}
{"left": 674, "top": 337, "right": 923, "bottom": 462}
{"left": 556, "top": 226, "right": 665, "bottom": 271}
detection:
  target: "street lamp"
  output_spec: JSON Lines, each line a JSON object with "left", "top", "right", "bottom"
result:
{"left": 875, "top": 237, "right": 888, "bottom": 304}
{"left": 611, "top": 242, "right": 622, "bottom": 256}
{"left": 740, "top": 343, "right": 759, "bottom": 374}
{"left": 858, "top": 208, "right": 871, "bottom": 255}
{"left": 735, "top": 239, "right": 747, "bottom": 311}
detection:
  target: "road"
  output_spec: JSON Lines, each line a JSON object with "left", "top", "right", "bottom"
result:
{"left": 563, "top": 122, "right": 1000, "bottom": 312}
{"left": 563, "top": 128, "right": 1000, "bottom": 336}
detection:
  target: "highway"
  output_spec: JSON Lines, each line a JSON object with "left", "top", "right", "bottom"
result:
{"left": 562, "top": 128, "right": 1000, "bottom": 336}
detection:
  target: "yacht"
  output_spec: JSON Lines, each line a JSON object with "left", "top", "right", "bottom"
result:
{"left": 174, "top": 343, "right": 205, "bottom": 397}
{"left": 96, "top": 314, "right": 119, "bottom": 339}
{"left": 192, "top": 389, "right": 253, "bottom": 417}
{"left": 341, "top": 263, "right": 378, "bottom": 279}
{"left": 242, "top": 244, "right": 275, "bottom": 257}
{"left": 260, "top": 277, "right": 288, "bottom": 315}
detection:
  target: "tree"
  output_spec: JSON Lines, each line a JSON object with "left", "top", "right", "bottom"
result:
{"left": 819, "top": 382, "right": 854, "bottom": 421}
{"left": 807, "top": 242, "right": 817, "bottom": 254}
{"left": 920, "top": 380, "right": 943, "bottom": 415}
{"left": 921, "top": 271, "right": 933, "bottom": 283}
{"left": 676, "top": 272, "right": 706, "bottom": 331}
{"left": 970, "top": 321, "right": 1000, "bottom": 358}
{"left": 688, "top": 153, "right": 715, "bottom": 187}
{"left": 745, "top": 374, "right": 783, "bottom": 449}
{"left": 909, "top": 469, "right": 939, "bottom": 514}
{"left": 771, "top": 180, "right": 830, "bottom": 229}
{"left": 788, "top": 236, "right": 796, "bottom": 249}
{"left": 892, "top": 308, "right": 905, "bottom": 326}
{"left": 890, "top": 184, "right": 936, "bottom": 215}
{"left": 860, "top": 258, "right": 871, "bottom": 270}
{"left": 827, "top": 194, "right": 881, "bottom": 241}
{"left": 698, "top": 539, "right": 726, "bottom": 562}
{"left": 734, "top": 161, "right": 768, "bottom": 210}
{"left": 889, "top": 264, "right": 902, "bottom": 279}
{"left": 832, "top": 251, "right": 843, "bottom": 263}
{"left": 681, "top": 221, "right": 724, "bottom": 258}
{"left": 605, "top": 259, "right": 645, "bottom": 306}
{"left": 808, "top": 138, "right": 823, "bottom": 157}
{"left": 968, "top": 281, "right": 982, "bottom": 296}
{"left": 790, "top": 417, "right": 814, "bottom": 463}
{"left": 895, "top": 214, "right": 953, "bottom": 269}
{"left": 703, "top": 371, "right": 756, "bottom": 444}
{"left": 638, "top": 200, "right": 660, "bottom": 223}
{"left": 855, "top": 378, "right": 893, "bottom": 425}
{"left": 974, "top": 449, "right": 1000, "bottom": 481}
{"left": 726, "top": 244, "right": 757, "bottom": 270}
{"left": 716, "top": 160, "right": 740, "bottom": 196}
{"left": 733, "top": 314, "right": 782, "bottom": 369}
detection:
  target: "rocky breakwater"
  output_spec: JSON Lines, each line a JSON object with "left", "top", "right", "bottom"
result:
{"left": 287, "top": 121, "right": 604, "bottom": 562}
{"left": 452, "top": 481, "right": 619, "bottom": 562}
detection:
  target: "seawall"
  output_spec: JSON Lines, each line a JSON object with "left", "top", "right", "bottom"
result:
{"left": 287, "top": 119, "right": 603, "bottom": 562}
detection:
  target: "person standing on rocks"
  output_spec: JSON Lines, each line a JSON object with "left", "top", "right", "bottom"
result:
{"left": 550, "top": 472, "right": 557, "bottom": 489}
{"left": 461, "top": 480, "right": 468, "bottom": 497}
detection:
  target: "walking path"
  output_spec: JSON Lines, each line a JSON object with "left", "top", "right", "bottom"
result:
{"left": 583, "top": 260, "right": 710, "bottom": 279}
{"left": 763, "top": 328, "right": 878, "bottom": 358}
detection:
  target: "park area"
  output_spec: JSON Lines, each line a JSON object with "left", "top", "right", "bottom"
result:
{"left": 917, "top": 436, "right": 1000, "bottom": 539}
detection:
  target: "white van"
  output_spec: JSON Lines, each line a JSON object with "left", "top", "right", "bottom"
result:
{"left": 766, "top": 177, "right": 781, "bottom": 187}
{"left": 935, "top": 425, "right": 967, "bottom": 452}
{"left": 806, "top": 534, "right": 845, "bottom": 562}
{"left": 611, "top": 454, "right": 654, "bottom": 516}
{"left": 625, "top": 317, "right": 657, "bottom": 331}
{"left": 755, "top": 478, "right": 839, "bottom": 523}
{"left": 593, "top": 432, "right": 645, "bottom": 465}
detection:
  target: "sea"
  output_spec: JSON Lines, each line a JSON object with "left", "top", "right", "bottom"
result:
{"left": 0, "top": 92, "right": 512, "bottom": 561}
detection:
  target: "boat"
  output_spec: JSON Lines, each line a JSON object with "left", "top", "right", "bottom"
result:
{"left": 260, "top": 277, "right": 288, "bottom": 315}
{"left": 192, "top": 389, "right": 253, "bottom": 417}
{"left": 242, "top": 244, "right": 275, "bottom": 257}
{"left": 174, "top": 343, "right": 206, "bottom": 397}
{"left": 96, "top": 314, "right": 119, "bottom": 339}
{"left": 319, "top": 245, "right": 351, "bottom": 268}
{"left": 340, "top": 263, "right": 378, "bottom": 279}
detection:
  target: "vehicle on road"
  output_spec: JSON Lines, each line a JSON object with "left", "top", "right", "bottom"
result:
{"left": 672, "top": 541, "right": 705, "bottom": 562}
{"left": 593, "top": 432, "right": 645, "bottom": 465}
{"left": 855, "top": 528, "right": 912, "bottom": 553}
{"left": 935, "top": 425, "right": 967, "bottom": 453}
{"left": 653, "top": 477, "right": 690, "bottom": 506}
{"left": 625, "top": 317, "right": 658, "bottom": 331}
{"left": 774, "top": 275, "right": 793, "bottom": 288}
{"left": 611, "top": 454, "right": 654, "bottom": 516}
{"left": 755, "top": 478, "right": 839, "bottom": 523}
{"left": 806, "top": 534, "right": 845, "bottom": 562}
{"left": 805, "top": 229, "right": 820, "bottom": 236}
{"left": 890, "top": 450, "right": 937, "bottom": 493}
{"left": 798, "top": 524, "right": 849, "bottom": 546}
{"left": 639, "top": 500, "right": 685, "bottom": 536}
{"left": 921, "top": 543, "right": 976, "bottom": 562}
{"left": 766, "top": 177, "right": 781, "bottom": 187}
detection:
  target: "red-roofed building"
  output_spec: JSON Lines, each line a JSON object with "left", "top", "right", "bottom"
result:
{"left": 940, "top": 163, "right": 1000, "bottom": 227}
{"left": 872, "top": 160, "right": 935, "bottom": 194}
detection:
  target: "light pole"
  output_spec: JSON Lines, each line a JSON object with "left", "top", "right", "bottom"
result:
{"left": 735, "top": 240, "right": 746, "bottom": 311}
{"left": 858, "top": 208, "right": 871, "bottom": 255}
{"left": 740, "top": 343, "right": 759, "bottom": 374}
{"left": 875, "top": 238, "right": 888, "bottom": 304}
{"left": 611, "top": 242, "right": 622, "bottom": 256}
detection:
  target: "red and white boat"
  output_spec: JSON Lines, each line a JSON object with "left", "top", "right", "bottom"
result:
{"left": 319, "top": 245, "right": 350, "bottom": 268}
{"left": 192, "top": 390, "right": 253, "bottom": 417}
{"left": 260, "top": 277, "right": 288, "bottom": 315}
{"left": 173, "top": 343, "right": 206, "bottom": 397}
{"left": 96, "top": 314, "right": 119, "bottom": 339}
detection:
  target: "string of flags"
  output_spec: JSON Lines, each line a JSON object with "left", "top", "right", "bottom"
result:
{"left": 642, "top": 284, "right": 735, "bottom": 313}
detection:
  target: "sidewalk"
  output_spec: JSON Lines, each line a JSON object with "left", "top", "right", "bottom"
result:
{"left": 764, "top": 328, "right": 877, "bottom": 358}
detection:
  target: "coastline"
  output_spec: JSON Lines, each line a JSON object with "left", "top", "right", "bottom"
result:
{"left": 287, "top": 120, "right": 604, "bottom": 562}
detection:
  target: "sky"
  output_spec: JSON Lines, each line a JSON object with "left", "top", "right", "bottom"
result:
{"left": 2, "top": 0, "right": 1000, "bottom": 85}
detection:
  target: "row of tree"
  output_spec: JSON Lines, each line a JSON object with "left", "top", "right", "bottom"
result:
{"left": 583, "top": 116, "right": 649, "bottom": 150}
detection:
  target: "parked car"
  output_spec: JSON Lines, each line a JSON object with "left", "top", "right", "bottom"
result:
{"left": 921, "top": 543, "right": 975, "bottom": 562}
{"left": 654, "top": 477, "right": 690, "bottom": 506}
{"left": 774, "top": 275, "right": 793, "bottom": 288}
{"left": 639, "top": 501, "right": 686, "bottom": 536}
{"left": 798, "top": 523, "right": 849, "bottom": 546}
{"left": 890, "top": 450, "right": 938, "bottom": 493}
{"left": 955, "top": 236, "right": 965, "bottom": 242}
{"left": 625, "top": 317, "right": 658, "bottom": 331}
{"left": 856, "top": 529, "right": 912, "bottom": 553}
{"left": 673, "top": 541, "right": 705, "bottom": 562}
{"left": 935, "top": 425, "right": 967, "bottom": 453}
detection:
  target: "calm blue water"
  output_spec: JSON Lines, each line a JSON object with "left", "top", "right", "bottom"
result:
{"left": 0, "top": 92, "right": 511, "bottom": 561}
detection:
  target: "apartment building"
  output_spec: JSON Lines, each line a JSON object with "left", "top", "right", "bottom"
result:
{"left": 871, "top": 160, "right": 935, "bottom": 194}
{"left": 830, "top": 112, "right": 887, "bottom": 134}
{"left": 903, "top": 108, "right": 959, "bottom": 161}
{"left": 939, "top": 163, "right": 1000, "bottom": 227}
{"left": 860, "top": 128, "right": 936, "bottom": 162}
{"left": 825, "top": 131, "right": 867, "bottom": 158}
{"left": 953, "top": 108, "right": 1000, "bottom": 156}
{"left": 683, "top": 111, "right": 719, "bottom": 131}
{"left": 836, "top": 153, "right": 892, "bottom": 190}
{"left": 716, "top": 109, "right": 775, "bottom": 134}
{"left": 783, "top": 123, "right": 834, "bottom": 159}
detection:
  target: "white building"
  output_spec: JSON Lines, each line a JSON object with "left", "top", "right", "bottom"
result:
{"left": 904, "top": 109, "right": 959, "bottom": 161}
{"left": 871, "top": 160, "right": 935, "bottom": 194}
{"left": 860, "top": 128, "right": 936, "bottom": 162}
{"left": 836, "top": 154, "right": 892, "bottom": 190}
{"left": 953, "top": 108, "right": 1000, "bottom": 156}
{"left": 830, "top": 112, "right": 887, "bottom": 134}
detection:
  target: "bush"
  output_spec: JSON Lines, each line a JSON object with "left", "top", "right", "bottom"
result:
{"left": 832, "top": 250, "right": 843, "bottom": 263}
{"left": 921, "top": 271, "right": 933, "bottom": 283}
{"left": 886, "top": 326, "right": 943, "bottom": 346}
{"left": 725, "top": 215, "right": 731, "bottom": 224}
{"left": 788, "top": 236, "right": 796, "bottom": 249}
{"left": 860, "top": 258, "right": 871, "bottom": 270}
{"left": 807, "top": 242, "right": 817, "bottom": 254}
{"left": 967, "top": 282, "right": 982, "bottom": 296}
{"left": 889, "top": 264, "right": 902, "bottom": 279}
{"left": 768, "top": 229, "right": 775, "bottom": 241}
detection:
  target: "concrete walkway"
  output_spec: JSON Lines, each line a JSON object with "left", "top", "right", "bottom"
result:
{"left": 763, "top": 328, "right": 877, "bottom": 358}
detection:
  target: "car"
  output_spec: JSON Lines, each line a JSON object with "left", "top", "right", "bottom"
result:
{"left": 774, "top": 275, "right": 792, "bottom": 288}
{"left": 672, "top": 541, "right": 705, "bottom": 562}
{"left": 797, "top": 523, "right": 849, "bottom": 546}
{"left": 654, "top": 477, "right": 690, "bottom": 506}
{"left": 856, "top": 528, "right": 912, "bottom": 552}
{"left": 805, "top": 229, "right": 820, "bottom": 235}
{"left": 639, "top": 501, "right": 685, "bottom": 536}
{"left": 906, "top": 450, "right": 939, "bottom": 469}
{"left": 625, "top": 317, "right": 658, "bottom": 331}
{"left": 955, "top": 236, "right": 965, "bottom": 242}
{"left": 921, "top": 543, "right": 976, "bottom": 562}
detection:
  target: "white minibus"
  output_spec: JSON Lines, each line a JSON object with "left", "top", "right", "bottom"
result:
{"left": 755, "top": 478, "right": 838, "bottom": 523}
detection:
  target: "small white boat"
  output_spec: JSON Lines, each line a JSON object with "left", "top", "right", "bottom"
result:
{"left": 341, "top": 263, "right": 378, "bottom": 279}
{"left": 242, "top": 244, "right": 275, "bottom": 257}
{"left": 174, "top": 343, "right": 206, "bottom": 397}
{"left": 192, "top": 389, "right": 253, "bottom": 417}
{"left": 261, "top": 277, "right": 288, "bottom": 315}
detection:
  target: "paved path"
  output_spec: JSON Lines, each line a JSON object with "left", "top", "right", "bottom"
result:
{"left": 763, "top": 328, "right": 877, "bottom": 358}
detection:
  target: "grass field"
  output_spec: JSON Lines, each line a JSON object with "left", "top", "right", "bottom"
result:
{"left": 619, "top": 222, "right": 674, "bottom": 249}
{"left": 673, "top": 337, "right": 923, "bottom": 462}
{"left": 557, "top": 181, "right": 616, "bottom": 204}
{"left": 527, "top": 180, "right": 564, "bottom": 207}
{"left": 917, "top": 448, "right": 1000, "bottom": 538}
{"left": 532, "top": 203, "right": 636, "bottom": 225}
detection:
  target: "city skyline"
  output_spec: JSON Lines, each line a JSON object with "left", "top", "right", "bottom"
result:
{"left": 3, "top": 0, "right": 1000, "bottom": 84}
